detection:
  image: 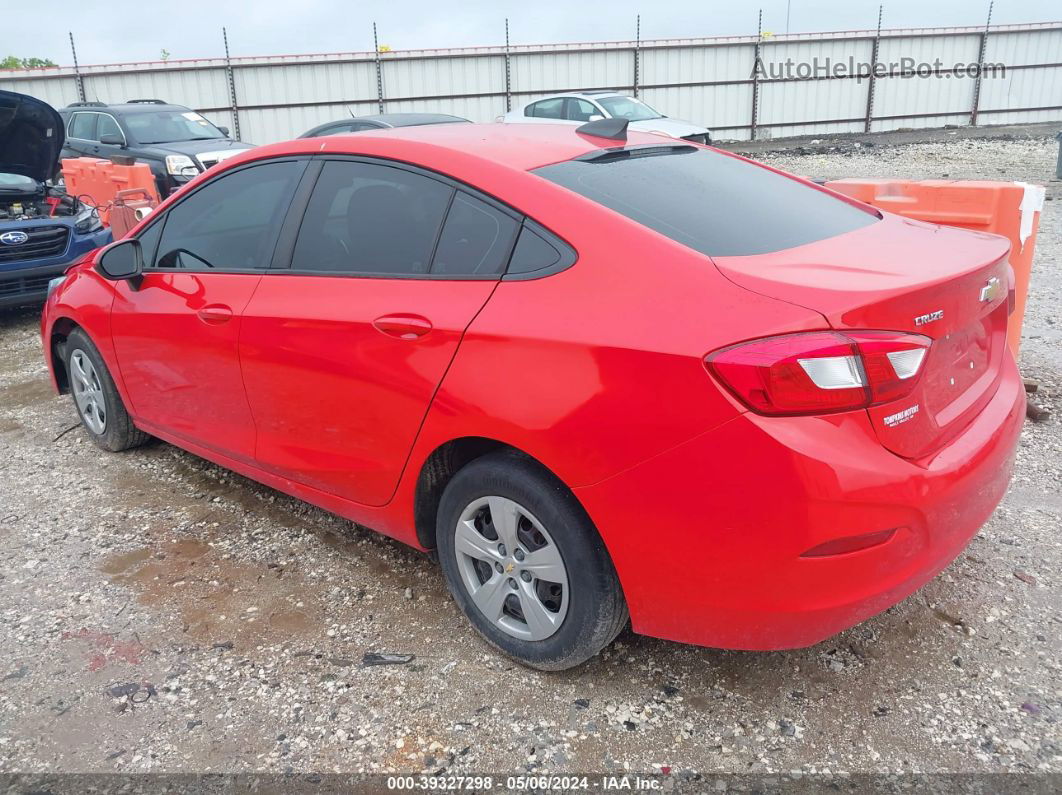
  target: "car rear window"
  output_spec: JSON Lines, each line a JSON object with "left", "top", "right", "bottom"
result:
{"left": 533, "top": 148, "right": 877, "bottom": 257}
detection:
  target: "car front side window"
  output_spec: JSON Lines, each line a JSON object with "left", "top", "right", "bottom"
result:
{"left": 152, "top": 160, "right": 303, "bottom": 271}
{"left": 96, "top": 114, "right": 124, "bottom": 143}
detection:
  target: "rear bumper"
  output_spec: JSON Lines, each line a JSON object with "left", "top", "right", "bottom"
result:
{"left": 575, "top": 354, "right": 1025, "bottom": 650}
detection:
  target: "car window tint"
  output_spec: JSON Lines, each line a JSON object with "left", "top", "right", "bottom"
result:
{"left": 528, "top": 98, "right": 564, "bottom": 119}
{"left": 96, "top": 114, "right": 122, "bottom": 141}
{"left": 566, "top": 99, "right": 598, "bottom": 122}
{"left": 507, "top": 224, "right": 565, "bottom": 274}
{"left": 291, "top": 160, "right": 452, "bottom": 275}
{"left": 69, "top": 113, "right": 96, "bottom": 140}
{"left": 534, "top": 149, "right": 877, "bottom": 257}
{"left": 431, "top": 192, "right": 518, "bottom": 276}
{"left": 154, "top": 161, "right": 302, "bottom": 271}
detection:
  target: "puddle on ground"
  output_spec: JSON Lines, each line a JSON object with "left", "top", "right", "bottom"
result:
{"left": 101, "top": 535, "right": 328, "bottom": 650}
{"left": 1, "top": 379, "right": 54, "bottom": 409}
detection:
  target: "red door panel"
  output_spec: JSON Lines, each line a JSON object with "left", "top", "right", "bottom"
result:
{"left": 239, "top": 275, "right": 496, "bottom": 506}
{"left": 110, "top": 272, "right": 263, "bottom": 461}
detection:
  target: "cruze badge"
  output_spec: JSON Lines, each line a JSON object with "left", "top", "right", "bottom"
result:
{"left": 0, "top": 231, "right": 29, "bottom": 246}
{"left": 979, "top": 276, "right": 1003, "bottom": 303}
{"left": 914, "top": 310, "right": 944, "bottom": 327}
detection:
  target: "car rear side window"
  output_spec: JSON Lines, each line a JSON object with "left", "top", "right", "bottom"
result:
{"left": 153, "top": 161, "right": 302, "bottom": 271}
{"left": 291, "top": 160, "right": 453, "bottom": 275}
{"left": 533, "top": 148, "right": 877, "bottom": 257}
{"left": 69, "top": 112, "right": 96, "bottom": 140}
{"left": 506, "top": 222, "right": 576, "bottom": 277}
{"left": 432, "top": 193, "right": 519, "bottom": 276}
{"left": 528, "top": 98, "right": 564, "bottom": 119}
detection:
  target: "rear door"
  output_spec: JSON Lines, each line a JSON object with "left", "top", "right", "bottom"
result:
{"left": 110, "top": 158, "right": 306, "bottom": 461}
{"left": 239, "top": 157, "right": 520, "bottom": 505}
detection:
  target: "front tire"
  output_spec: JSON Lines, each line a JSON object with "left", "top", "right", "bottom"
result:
{"left": 436, "top": 451, "right": 628, "bottom": 670}
{"left": 65, "top": 329, "right": 149, "bottom": 452}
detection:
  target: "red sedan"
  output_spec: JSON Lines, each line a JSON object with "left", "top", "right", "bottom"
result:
{"left": 40, "top": 122, "right": 1024, "bottom": 669}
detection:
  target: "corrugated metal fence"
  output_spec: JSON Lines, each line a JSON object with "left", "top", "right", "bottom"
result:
{"left": 2, "top": 21, "right": 1059, "bottom": 144}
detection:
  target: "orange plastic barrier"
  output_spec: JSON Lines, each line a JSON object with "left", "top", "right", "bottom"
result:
{"left": 824, "top": 179, "right": 1045, "bottom": 358}
{"left": 61, "top": 157, "right": 160, "bottom": 226}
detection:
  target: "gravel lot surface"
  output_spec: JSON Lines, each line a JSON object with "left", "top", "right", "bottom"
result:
{"left": 0, "top": 131, "right": 1059, "bottom": 779}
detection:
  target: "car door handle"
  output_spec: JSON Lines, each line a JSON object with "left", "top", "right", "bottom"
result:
{"left": 197, "top": 304, "right": 234, "bottom": 325}
{"left": 372, "top": 314, "right": 433, "bottom": 340}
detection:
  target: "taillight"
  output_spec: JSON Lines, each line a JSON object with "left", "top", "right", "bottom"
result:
{"left": 705, "top": 331, "right": 931, "bottom": 416}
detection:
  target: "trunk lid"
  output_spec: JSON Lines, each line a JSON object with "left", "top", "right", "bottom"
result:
{"left": 713, "top": 213, "right": 1011, "bottom": 459}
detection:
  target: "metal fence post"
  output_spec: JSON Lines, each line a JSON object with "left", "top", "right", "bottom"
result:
{"left": 970, "top": 1, "right": 994, "bottom": 127}
{"left": 504, "top": 18, "right": 512, "bottom": 112}
{"left": 864, "top": 5, "right": 883, "bottom": 133}
{"left": 69, "top": 32, "right": 86, "bottom": 103}
{"left": 373, "top": 22, "right": 385, "bottom": 114}
{"left": 750, "top": 10, "right": 762, "bottom": 140}
{"left": 633, "top": 15, "right": 641, "bottom": 98}
{"left": 222, "top": 27, "right": 242, "bottom": 141}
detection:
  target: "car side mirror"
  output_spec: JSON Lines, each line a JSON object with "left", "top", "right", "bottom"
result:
{"left": 588, "top": 114, "right": 605, "bottom": 122}
{"left": 218, "top": 126, "right": 230, "bottom": 136}
{"left": 97, "top": 238, "right": 144, "bottom": 287}
{"left": 99, "top": 133, "right": 125, "bottom": 147}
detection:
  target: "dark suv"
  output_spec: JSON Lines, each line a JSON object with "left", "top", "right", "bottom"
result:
{"left": 58, "top": 99, "right": 255, "bottom": 197}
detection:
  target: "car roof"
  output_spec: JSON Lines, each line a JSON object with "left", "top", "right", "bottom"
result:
{"left": 527, "top": 91, "right": 627, "bottom": 103}
{"left": 62, "top": 101, "right": 191, "bottom": 115}
{"left": 229, "top": 122, "right": 671, "bottom": 174}
{"left": 360, "top": 113, "right": 471, "bottom": 127}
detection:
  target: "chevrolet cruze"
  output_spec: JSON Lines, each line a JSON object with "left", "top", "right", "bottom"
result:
{"left": 40, "top": 121, "right": 1024, "bottom": 669}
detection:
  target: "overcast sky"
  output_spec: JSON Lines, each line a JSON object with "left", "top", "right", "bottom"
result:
{"left": 5, "top": 0, "right": 1058, "bottom": 66}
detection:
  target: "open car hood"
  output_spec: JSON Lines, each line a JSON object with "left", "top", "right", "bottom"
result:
{"left": 0, "top": 89, "right": 64, "bottom": 182}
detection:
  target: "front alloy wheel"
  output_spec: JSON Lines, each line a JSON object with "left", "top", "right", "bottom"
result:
{"left": 70, "top": 349, "right": 106, "bottom": 434}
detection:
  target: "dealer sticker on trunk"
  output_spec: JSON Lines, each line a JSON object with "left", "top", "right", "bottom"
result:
{"left": 883, "top": 404, "right": 920, "bottom": 427}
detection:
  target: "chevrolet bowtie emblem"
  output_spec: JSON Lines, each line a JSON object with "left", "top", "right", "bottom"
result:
{"left": 979, "top": 276, "right": 1003, "bottom": 303}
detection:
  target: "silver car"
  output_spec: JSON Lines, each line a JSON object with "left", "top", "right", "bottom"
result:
{"left": 498, "top": 91, "right": 711, "bottom": 144}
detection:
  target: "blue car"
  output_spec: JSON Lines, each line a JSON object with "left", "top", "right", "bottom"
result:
{"left": 1, "top": 90, "right": 112, "bottom": 308}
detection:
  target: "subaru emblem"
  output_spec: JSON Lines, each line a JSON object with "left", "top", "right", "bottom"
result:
{"left": 0, "top": 231, "right": 30, "bottom": 246}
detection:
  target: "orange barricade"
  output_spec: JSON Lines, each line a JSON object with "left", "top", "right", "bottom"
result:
{"left": 824, "top": 179, "right": 1045, "bottom": 357}
{"left": 61, "top": 157, "right": 160, "bottom": 227}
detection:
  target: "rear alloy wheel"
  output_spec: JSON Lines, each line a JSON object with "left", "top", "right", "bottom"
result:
{"left": 437, "top": 451, "right": 628, "bottom": 670}
{"left": 64, "top": 328, "right": 150, "bottom": 452}
{"left": 454, "top": 496, "right": 569, "bottom": 641}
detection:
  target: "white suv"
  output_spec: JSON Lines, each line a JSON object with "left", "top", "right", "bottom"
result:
{"left": 499, "top": 91, "right": 711, "bottom": 144}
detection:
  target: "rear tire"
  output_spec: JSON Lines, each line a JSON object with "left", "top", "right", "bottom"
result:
{"left": 436, "top": 451, "right": 627, "bottom": 670}
{"left": 64, "top": 329, "right": 149, "bottom": 452}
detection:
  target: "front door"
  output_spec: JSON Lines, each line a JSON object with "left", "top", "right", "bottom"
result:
{"left": 110, "top": 158, "right": 306, "bottom": 461}
{"left": 240, "top": 158, "right": 520, "bottom": 505}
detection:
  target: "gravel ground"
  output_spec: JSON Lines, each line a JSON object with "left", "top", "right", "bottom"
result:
{"left": 0, "top": 131, "right": 1059, "bottom": 779}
